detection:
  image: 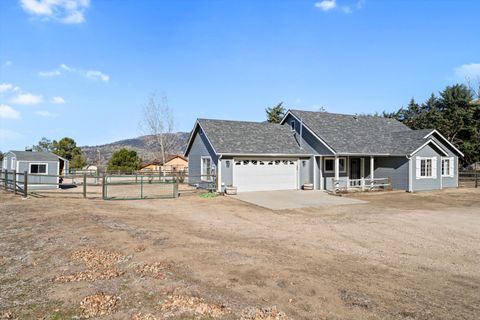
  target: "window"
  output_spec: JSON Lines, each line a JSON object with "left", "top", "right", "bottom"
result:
{"left": 201, "top": 157, "right": 212, "bottom": 181}
{"left": 290, "top": 120, "right": 295, "bottom": 131}
{"left": 11, "top": 157, "right": 16, "bottom": 170}
{"left": 225, "top": 160, "right": 231, "bottom": 169}
{"left": 420, "top": 159, "right": 432, "bottom": 177}
{"left": 30, "top": 163, "right": 47, "bottom": 174}
{"left": 441, "top": 157, "right": 454, "bottom": 177}
{"left": 324, "top": 157, "right": 346, "bottom": 173}
{"left": 416, "top": 157, "right": 436, "bottom": 179}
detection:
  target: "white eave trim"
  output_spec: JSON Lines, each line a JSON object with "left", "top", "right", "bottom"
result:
{"left": 409, "top": 139, "right": 449, "bottom": 157}
{"left": 423, "top": 129, "right": 464, "bottom": 157}
{"left": 220, "top": 153, "right": 313, "bottom": 157}
{"left": 280, "top": 110, "right": 337, "bottom": 154}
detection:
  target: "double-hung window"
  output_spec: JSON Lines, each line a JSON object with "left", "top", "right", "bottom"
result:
{"left": 30, "top": 163, "right": 47, "bottom": 174}
{"left": 416, "top": 157, "right": 436, "bottom": 179}
{"left": 324, "top": 157, "right": 346, "bottom": 173}
{"left": 441, "top": 157, "right": 454, "bottom": 177}
{"left": 201, "top": 156, "right": 212, "bottom": 181}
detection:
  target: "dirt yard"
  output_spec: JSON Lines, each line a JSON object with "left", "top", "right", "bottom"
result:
{"left": 1, "top": 188, "right": 479, "bottom": 319}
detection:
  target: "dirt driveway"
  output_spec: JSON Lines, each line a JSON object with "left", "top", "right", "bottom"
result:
{"left": 1, "top": 188, "right": 479, "bottom": 319}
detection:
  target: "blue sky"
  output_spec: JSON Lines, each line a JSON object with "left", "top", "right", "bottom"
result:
{"left": 1, "top": 0, "right": 479, "bottom": 151}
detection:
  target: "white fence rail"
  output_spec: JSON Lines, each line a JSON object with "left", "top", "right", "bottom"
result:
{"left": 332, "top": 177, "right": 392, "bottom": 193}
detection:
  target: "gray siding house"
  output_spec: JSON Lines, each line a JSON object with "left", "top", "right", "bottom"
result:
{"left": 184, "top": 110, "right": 463, "bottom": 193}
{"left": 2, "top": 150, "right": 69, "bottom": 189}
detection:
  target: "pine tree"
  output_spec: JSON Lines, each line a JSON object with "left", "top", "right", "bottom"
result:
{"left": 265, "top": 102, "right": 286, "bottom": 124}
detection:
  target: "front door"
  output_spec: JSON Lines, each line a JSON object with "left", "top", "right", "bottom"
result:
{"left": 350, "top": 158, "right": 360, "bottom": 180}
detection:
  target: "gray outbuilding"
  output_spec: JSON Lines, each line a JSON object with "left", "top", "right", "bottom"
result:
{"left": 2, "top": 150, "right": 69, "bottom": 189}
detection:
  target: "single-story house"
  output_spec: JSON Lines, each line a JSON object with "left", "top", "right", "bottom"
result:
{"left": 184, "top": 110, "right": 463, "bottom": 193}
{"left": 2, "top": 150, "right": 69, "bottom": 189}
{"left": 140, "top": 155, "right": 188, "bottom": 172}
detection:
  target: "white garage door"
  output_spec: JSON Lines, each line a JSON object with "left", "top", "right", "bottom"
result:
{"left": 233, "top": 159, "right": 297, "bottom": 192}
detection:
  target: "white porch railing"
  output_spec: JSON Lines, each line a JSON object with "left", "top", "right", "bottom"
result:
{"left": 332, "top": 177, "right": 392, "bottom": 193}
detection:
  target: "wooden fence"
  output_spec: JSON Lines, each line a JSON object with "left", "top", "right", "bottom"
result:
{"left": 0, "top": 169, "right": 215, "bottom": 200}
{"left": 459, "top": 171, "right": 479, "bottom": 188}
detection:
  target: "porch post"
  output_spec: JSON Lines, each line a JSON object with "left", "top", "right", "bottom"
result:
{"left": 360, "top": 158, "right": 365, "bottom": 191}
{"left": 334, "top": 156, "right": 340, "bottom": 190}
{"left": 370, "top": 156, "right": 374, "bottom": 189}
{"left": 319, "top": 156, "right": 323, "bottom": 190}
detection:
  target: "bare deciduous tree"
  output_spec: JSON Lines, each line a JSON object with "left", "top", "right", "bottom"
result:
{"left": 140, "top": 93, "right": 175, "bottom": 165}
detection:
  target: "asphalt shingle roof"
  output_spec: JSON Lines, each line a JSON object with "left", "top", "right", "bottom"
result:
{"left": 289, "top": 110, "right": 430, "bottom": 155}
{"left": 197, "top": 119, "right": 312, "bottom": 155}
{"left": 193, "top": 111, "right": 447, "bottom": 157}
{"left": 10, "top": 151, "right": 61, "bottom": 161}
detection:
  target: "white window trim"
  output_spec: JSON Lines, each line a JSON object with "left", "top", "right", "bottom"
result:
{"left": 324, "top": 157, "right": 346, "bottom": 173}
{"left": 290, "top": 120, "right": 295, "bottom": 132}
{"left": 416, "top": 157, "right": 436, "bottom": 179}
{"left": 11, "top": 157, "right": 16, "bottom": 170}
{"left": 29, "top": 162, "right": 49, "bottom": 175}
{"left": 200, "top": 156, "right": 212, "bottom": 181}
{"left": 441, "top": 157, "right": 454, "bottom": 177}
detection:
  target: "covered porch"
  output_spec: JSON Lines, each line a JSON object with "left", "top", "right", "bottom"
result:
{"left": 313, "top": 155, "right": 395, "bottom": 192}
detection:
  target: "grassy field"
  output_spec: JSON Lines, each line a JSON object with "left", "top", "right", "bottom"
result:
{"left": 1, "top": 188, "right": 479, "bottom": 319}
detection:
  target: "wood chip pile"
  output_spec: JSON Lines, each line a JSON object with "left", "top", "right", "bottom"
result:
{"left": 80, "top": 292, "right": 119, "bottom": 318}
{"left": 160, "top": 294, "right": 230, "bottom": 318}
{"left": 54, "top": 248, "right": 124, "bottom": 282}
{"left": 240, "top": 306, "right": 290, "bottom": 320}
{"left": 135, "top": 262, "right": 171, "bottom": 279}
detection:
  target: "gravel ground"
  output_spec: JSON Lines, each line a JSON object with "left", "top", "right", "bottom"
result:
{"left": 0, "top": 188, "right": 479, "bottom": 319}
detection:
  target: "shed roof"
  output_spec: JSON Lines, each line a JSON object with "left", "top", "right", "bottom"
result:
{"left": 9, "top": 151, "right": 62, "bottom": 161}
{"left": 196, "top": 119, "right": 312, "bottom": 155}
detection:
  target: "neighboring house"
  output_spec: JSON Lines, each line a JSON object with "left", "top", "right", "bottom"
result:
{"left": 2, "top": 150, "right": 69, "bottom": 189}
{"left": 184, "top": 110, "right": 463, "bottom": 193}
{"left": 140, "top": 155, "right": 188, "bottom": 172}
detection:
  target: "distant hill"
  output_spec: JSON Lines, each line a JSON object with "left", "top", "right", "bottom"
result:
{"left": 81, "top": 132, "right": 190, "bottom": 165}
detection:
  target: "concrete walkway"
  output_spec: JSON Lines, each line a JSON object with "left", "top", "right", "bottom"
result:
{"left": 230, "top": 190, "right": 366, "bottom": 210}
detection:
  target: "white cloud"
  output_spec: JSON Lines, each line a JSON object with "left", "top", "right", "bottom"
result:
{"left": 10, "top": 92, "right": 43, "bottom": 105}
{"left": 85, "top": 70, "right": 110, "bottom": 82}
{"left": 315, "top": 0, "right": 365, "bottom": 14}
{"left": 19, "top": 0, "right": 90, "bottom": 24}
{"left": 0, "top": 104, "right": 21, "bottom": 119}
{"left": 52, "top": 96, "right": 66, "bottom": 104}
{"left": 42, "top": 63, "right": 110, "bottom": 82}
{"left": 0, "top": 83, "right": 14, "bottom": 93}
{"left": 454, "top": 63, "right": 480, "bottom": 80}
{"left": 38, "top": 70, "right": 61, "bottom": 77}
{"left": 315, "top": 0, "right": 336, "bottom": 11}
{"left": 60, "top": 63, "right": 74, "bottom": 71}
{"left": 35, "top": 110, "right": 58, "bottom": 117}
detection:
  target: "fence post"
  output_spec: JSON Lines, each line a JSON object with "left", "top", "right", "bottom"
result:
{"left": 140, "top": 176, "right": 144, "bottom": 199}
{"left": 173, "top": 182, "right": 179, "bottom": 198}
{"left": 12, "top": 170, "right": 16, "bottom": 194}
{"left": 102, "top": 174, "right": 106, "bottom": 200}
{"left": 83, "top": 173, "right": 87, "bottom": 198}
{"left": 4, "top": 170, "right": 7, "bottom": 190}
{"left": 23, "top": 171, "right": 28, "bottom": 198}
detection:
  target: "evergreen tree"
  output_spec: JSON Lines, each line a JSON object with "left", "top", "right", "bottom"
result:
{"left": 107, "top": 148, "right": 141, "bottom": 172}
{"left": 265, "top": 102, "right": 286, "bottom": 123}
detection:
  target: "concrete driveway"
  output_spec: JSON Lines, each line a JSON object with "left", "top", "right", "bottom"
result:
{"left": 230, "top": 190, "right": 365, "bottom": 210}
